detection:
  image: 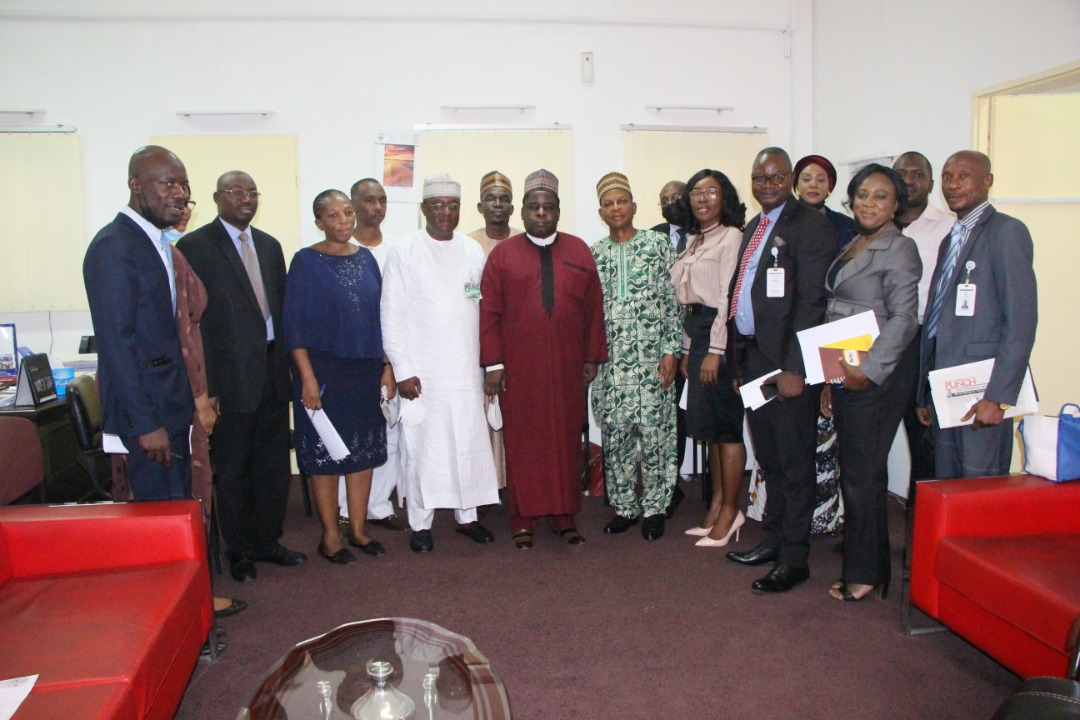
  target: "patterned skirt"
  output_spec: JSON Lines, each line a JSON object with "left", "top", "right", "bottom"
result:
{"left": 291, "top": 350, "right": 387, "bottom": 475}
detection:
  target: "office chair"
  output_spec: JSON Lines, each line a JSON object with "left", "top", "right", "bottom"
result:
{"left": 0, "top": 416, "right": 48, "bottom": 505}
{"left": 65, "top": 375, "right": 112, "bottom": 500}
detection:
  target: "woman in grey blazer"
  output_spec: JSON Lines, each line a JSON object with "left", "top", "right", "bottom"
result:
{"left": 820, "top": 164, "right": 921, "bottom": 602}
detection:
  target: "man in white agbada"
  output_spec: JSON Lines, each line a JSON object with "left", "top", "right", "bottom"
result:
{"left": 381, "top": 173, "right": 500, "bottom": 553}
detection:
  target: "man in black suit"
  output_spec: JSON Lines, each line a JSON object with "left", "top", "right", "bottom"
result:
{"left": 84, "top": 146, "right": 195, "bottom": 500}
{"left": 651, "top": 179, "right": 688, "bottom": 516}
{"left": 178, "top": 171, "right": 304, "bottom": 582}
{"left": 725, "top": 148, "right": 834, "bottom": 593}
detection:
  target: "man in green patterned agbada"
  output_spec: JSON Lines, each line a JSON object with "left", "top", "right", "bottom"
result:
{"left": 590, "top": 172, "right": 684, "bottom": 541}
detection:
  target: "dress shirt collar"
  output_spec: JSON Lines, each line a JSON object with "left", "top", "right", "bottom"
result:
{"left": 958, "top": 200, "right": 991, "bottom": 231}
{"left": 526, "top": 232, "right": 557, "bottom": 247}
{"left": 120, "top": 205, "right": 166, "bottom": 244}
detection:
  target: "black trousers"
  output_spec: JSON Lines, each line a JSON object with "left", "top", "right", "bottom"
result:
{"left": 833, "top": 338, "right": 919, "bottom": 586}
{"left": 741, "top": 340, "right": 819, "bottom": 568}
{"left": 213, "top": 357, "right": 291, "bottom": 559}
{"left": 901, "top": 330, "right": 935, "bottom": 483}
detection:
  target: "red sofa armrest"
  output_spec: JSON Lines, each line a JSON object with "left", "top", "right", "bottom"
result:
{"left": 911, "top": 475, "right": 1080, "bottom": 616}
{"left": 0, "top": 500, "right": 208, "bottom": 579}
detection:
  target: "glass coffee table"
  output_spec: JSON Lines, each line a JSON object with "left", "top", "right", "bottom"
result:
{"left": 241, "top": 617, "right": 511, "bottom": 719}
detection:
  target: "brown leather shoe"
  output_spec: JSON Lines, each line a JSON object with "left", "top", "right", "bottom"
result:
{"left": 369, "top": 514, "right": 408, "bottom": 532}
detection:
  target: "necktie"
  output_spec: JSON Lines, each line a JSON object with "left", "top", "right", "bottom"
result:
{"left": 160, "top": 232, "right": 176, "bottom": 314}
{"left": 240, "top": 231, "right": 271, "bottom": 322}
{"left": 925, "top": 221, "right": 965, "bottom": 338}
{"left": 728, "top": 216, "right": 770, "bottom": 319}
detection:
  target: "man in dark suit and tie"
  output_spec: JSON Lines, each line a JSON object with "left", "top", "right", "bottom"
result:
{"left": 84, "top": 145, "right": 195, "bottom": 500}
{"left": 916, "top": 150, "right": 1037, "bottom": 478}
{"left": 725, "top": 147, "right": 834, "bottom": 593}
{"left": 178, "top": 171, "right": 304, "bottom": 582}
{"left": 651, "top": 179, "right": 689, "bottom": 515}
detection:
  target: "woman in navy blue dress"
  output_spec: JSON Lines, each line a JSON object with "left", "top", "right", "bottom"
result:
{"left": 285, "top": 190, "right": 395, "bottom": 564}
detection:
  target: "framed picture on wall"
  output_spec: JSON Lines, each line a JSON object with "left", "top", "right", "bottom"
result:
{"left": 0, "top": 323, "right": 17, "bottom": 380}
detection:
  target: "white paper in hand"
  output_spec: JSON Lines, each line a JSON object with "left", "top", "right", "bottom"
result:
{"left": 485, "top": 395, "right": 503, "bottom": 431}
{"left": 398, "top": 396, "right": 427, "bottom": 427}
{"left": 305, "top": 407, "right": 349, "bottom": 461}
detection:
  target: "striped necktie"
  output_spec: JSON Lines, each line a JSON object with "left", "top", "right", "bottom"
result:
{"left": 729, "top": 216, "right": 770, "bottom": 319}
{"left": 925, "top": 221, "right": 966, "bottom": 338}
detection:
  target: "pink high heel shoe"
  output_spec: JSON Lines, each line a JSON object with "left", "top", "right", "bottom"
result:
{"left": 684, "top": 526, "right": 712, "bottom": 536}
{"left": 695, "top": 511, "right": 745, "bottom": 547}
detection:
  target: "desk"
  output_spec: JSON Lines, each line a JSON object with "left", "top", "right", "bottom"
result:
{"left": 243, "top": 618, "right": 511, "bottom": 719}
{"left": 0, "top": 400, "right": 93, "bottom": 501}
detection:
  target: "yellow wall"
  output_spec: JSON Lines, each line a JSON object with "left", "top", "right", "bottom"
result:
{"left": 989, "top": 93, "right": 1080, "bottom": 467}
{"left": 150, "top": 135, "right": 301, "bottom": 258}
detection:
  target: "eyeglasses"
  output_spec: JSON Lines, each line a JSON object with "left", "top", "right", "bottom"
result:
{"left": 185, "top": 200, "right": 197, "bottom": 208}
{"left": 689, "top": 188, "right": 721, "bottom": 200}
{"left": 659, "top": 196, "right": 680, "bottom": 208}
{"left": 751, "top": 173, "right": 790, "bottom": 187}
{"left": 427, "top": 203, "right": 460, "bottom": 212}
{"left": 221, "top": 189, "right": 261, "bottom": 200}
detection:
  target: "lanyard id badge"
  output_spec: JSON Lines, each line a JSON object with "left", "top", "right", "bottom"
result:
{"left": 464, "top": 279, "right": 482, "bottom": 300}
{"left": 766, "top": 247, "right": 784, "bottom": 298}
{"left": 955, "top": 261, "right": 976, "bottom": 316}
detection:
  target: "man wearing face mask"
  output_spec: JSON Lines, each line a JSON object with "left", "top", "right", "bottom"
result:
{"left": 651, "top": 179, "right": 690, "bottom": 513}
{"left": 652, "top": 180, "right": 688, "bottom": 253}
{"left": 84, "top": 145, "right": 195, "bottom": 500}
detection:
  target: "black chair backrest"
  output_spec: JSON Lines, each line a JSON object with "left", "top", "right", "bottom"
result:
{"left": 66, "top": 375, "right": 102, "bottom": 452}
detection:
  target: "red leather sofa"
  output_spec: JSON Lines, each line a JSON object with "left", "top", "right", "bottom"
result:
{"left": 911, "top": 475, "right": 1080, "bottom": 678}
{"left": 0, "top": 500, "right": 213, "bottom": 718}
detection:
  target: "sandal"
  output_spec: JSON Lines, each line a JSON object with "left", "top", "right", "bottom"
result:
{"left": 830, "top": 582, "right": 889, "bottom": 602}
{"left": 512, "top": 530, "right": 534, "bottom": 550}
{"left": 557, "top": 527, "right": 586, "bottom": 545}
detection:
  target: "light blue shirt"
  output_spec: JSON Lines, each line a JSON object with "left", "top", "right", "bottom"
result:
{"left": 222, "top": 219, "right": 275, "bottom": 342}
{"left": 120, "top": 205, "right": 176, "bottom": 314}
{"left": 734, "top": 201, "right": 787, "bottom": 336}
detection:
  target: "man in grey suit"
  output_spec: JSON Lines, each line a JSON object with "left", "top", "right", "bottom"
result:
{"left": 916, "top": 151, "right": 1037, "bottom": 478}
{"left": 84, "top": 146, "right": 194, "bottom": 500}
{"left": 178, "top": 171, "right": 304, "bottom": 582}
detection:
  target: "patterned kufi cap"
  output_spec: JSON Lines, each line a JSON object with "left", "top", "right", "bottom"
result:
{"left": 596, "top": 172, "right": 632, "bottom": 202}
{"left": 522, "top": 169, "right": 559, "bottom": 199}
{"left": 480, "top": 171, "right": 513, "bottom": 196}
{"left": 423, "top": 172, "right": 461, "bottom": 200}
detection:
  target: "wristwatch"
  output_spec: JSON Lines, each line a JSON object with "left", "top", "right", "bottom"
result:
{"left": 998, "top": 402, "right": 1012, "bottom": 410}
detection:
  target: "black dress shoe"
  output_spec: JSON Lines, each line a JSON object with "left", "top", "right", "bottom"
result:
{"left": 410, "top": 530, "right": 434, "bottom": 553}
{"left": 726, "top": 543, "right": 779, "bottom": 566}
{"left": 604, "top": 514, "right": 639, "bottom": 534}
{"left": 641, "top": 514, "right": 665, "bottom": 541}
{"left": 751, "top": 563, "right": 810, "bottom": 594}
{"left": 214, "top": 598, "right": 248, "bottom": 618}
{"left": 229, "top": 557, "right": 257, "bottom": 583}
{"left": 254, "top": 545, "right": 307, "bottom": 566}
{"left": 664, "top": 485, "right": 686, "bottom": 519}
{"left": 455, "top": 521, "right": 495, "bottom": 544}
{"left": 348, "top": 537, "right": 387, "bottom": 556}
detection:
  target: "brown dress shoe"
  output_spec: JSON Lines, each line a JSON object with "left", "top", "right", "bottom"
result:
{"left": 369, "top": 514, "right": 408, "bottom": 532}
